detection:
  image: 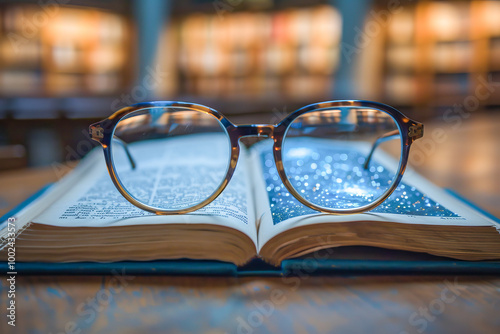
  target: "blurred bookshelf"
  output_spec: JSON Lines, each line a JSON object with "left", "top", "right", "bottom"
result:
{"left": 0, "top": 0, "right": 499, "bottom": 120}
{"left": 0, "top": 1, "right": 132, "bottom": 120}
{"left": 158, "top": 5, "right": 341, "bottom": 102}
{"left": 382, "top": 1, "right": 500, "bottom": 113}
{"left": 0, "top": 4, "right": 131, "bottom": 97}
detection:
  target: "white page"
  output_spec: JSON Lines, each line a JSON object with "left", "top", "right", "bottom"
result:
{"left": 26, "top": 134, "right": 257, "bottom": 244}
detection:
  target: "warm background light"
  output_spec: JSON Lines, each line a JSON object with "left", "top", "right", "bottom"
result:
{"left": 0, "top": 0, "right": 499, "bottom": 170}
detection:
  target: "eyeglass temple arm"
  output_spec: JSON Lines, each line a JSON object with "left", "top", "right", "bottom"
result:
{"left": 112, "top": 135, "right": 137, "bottom": 169}
{"left": 363, "top": 130, "right": 400, "bottom": 170}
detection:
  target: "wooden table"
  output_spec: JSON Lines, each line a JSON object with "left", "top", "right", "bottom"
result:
{"left": 1, "top": 112, "right": 500, "bottom": 334}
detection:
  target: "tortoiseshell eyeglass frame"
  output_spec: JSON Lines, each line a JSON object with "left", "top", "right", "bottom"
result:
{"left": 89, "top": 100, "right": 423, "bottom": 215}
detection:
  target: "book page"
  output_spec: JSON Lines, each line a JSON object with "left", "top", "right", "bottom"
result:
{"left": 250, "top": 139, "right": 500, "bottom": 250}
{"left": 14, "top": 134, "right": 258, "bottom": 245}
{"left": 0, "top": 148, "right": 99, "bottom": 241}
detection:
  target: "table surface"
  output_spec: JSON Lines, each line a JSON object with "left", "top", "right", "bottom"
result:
{"left": 1, "top": 113, "right": 500, "bottom": 334}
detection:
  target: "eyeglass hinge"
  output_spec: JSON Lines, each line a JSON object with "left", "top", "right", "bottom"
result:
{"left": 90, "top": 125, "right": 104, "bottom": 141}
{"left": 408, "top": 123, "right": 423, "bottom": 140}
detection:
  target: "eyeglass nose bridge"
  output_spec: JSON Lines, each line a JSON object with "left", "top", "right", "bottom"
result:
{"left": 232, "top": 124, "right": 275, "bottom": 139}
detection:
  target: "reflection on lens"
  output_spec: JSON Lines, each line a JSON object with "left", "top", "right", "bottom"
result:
{"left": 282, "top": 107, "right": 402, "bottom": 211}
{"left": 111, "top": 107, "right": 231, "bottom": 211}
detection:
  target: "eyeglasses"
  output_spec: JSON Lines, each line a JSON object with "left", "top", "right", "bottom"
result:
{"left": 89, "top": 100, "right": 423, "bottom": 215}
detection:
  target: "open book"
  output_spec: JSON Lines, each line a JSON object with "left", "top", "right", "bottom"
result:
{"left": 1, "top": 134, "right": 500, "bottom": 267}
